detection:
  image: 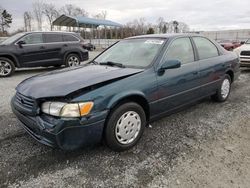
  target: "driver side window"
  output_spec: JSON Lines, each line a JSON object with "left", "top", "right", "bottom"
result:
{"left": 21, "top": 33, "right": 43, "bottom": 45}
{"left": 163, "top": 37, "right": 194, "bottom": 64}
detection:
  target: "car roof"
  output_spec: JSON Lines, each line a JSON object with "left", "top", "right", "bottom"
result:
{"left": 126, "top": 33, "right": 202, "bottom": 39}
{"left": 21, "top": 31, "right": 78, "bottom": 35}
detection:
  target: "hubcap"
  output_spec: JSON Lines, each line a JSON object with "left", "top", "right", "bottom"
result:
{"left": 68, "top": 56, "right": 80, "bottom": 67}
{"left": 0, "top": 60, "right": 12, "bottom": 76}
{"left": 115, "top": 111, "right": 141, "bottom": 145}
{"left": 221, "top": 78, "right": 230, "bottom": 99}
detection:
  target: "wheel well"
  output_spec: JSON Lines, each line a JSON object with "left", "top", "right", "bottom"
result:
{"left": 226, "top": 70, "right": 234, "bottom": 82}
{"left": 65, "top": 52, "right": 81, "bottom": 61}
{"left": 0, "top": 55, "right": 18, "bottom": 67}
{"left": 110, "top": 95, "right": 150, "bottom": 122}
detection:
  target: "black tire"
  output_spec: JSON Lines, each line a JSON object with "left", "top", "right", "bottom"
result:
{"left": 0, "top": 57, "right": 15, "bottom": 77}
{"left": 104, "top": 102, "right": 146, "bottom": 151}
{"left": 65, "top": 53, "right": 81, "bottom": 67}
{"left": 212, "top": 74, "right": 231, "bottom": 102}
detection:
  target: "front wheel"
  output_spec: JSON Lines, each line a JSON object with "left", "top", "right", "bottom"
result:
{"left": 212, "top": 75, "right": 231, "bottom": 102}
{"left": 0, "top": 57, "right": 15, "bottom": 77}
{"left": 104, "top": 102, "right": 146, "bottom": 151}
{"left": 65, "top": 54, "right": 81, "bottom": 67}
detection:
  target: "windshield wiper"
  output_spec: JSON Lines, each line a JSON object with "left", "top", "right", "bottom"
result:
{"left": 99, "top": 61, "right": 125, "bottom": 68}
{"left": 88, "top": 60, "right": 98, "bottom": 65}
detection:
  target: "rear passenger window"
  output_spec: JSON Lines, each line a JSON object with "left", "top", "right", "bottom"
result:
{"left": 44, "top": 34, "right": 63, "bottom": 43}
{"left": 193, "top": 37, "right": 219, "bottom": 59}
{"left": 164, "top": 37, "right": 194, "bottom": 64}
{"left": 63, "top": 34, "right": 79, "bottom": 42}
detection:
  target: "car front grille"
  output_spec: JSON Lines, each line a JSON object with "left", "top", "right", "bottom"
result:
{"left": 14, "top": 92, "right": 37, "bottom": 115}
{"left": 240, "top": 51, "right": 250, "bottom": 56}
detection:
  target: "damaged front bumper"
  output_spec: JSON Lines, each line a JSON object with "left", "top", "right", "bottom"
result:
{"left": 11, "top": 97, "right": 108, "bottom": 150}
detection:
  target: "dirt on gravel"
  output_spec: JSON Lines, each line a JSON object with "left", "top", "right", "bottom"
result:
{"left": 0, "top": 62, "right": 250, "bottom": 187}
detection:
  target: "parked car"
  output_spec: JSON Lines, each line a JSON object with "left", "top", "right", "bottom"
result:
{"left": 82, "top": 42, "right": 96, "bottom": 51}
{"left": 218, "top": 40, "right": 235, "bottom": 51}
{"left": 0, "top": 31, "right": 89, "bottom": 77}
{"left": 11, "top": 34, "right": 240, "bottom": 151}
{"left": 231, "top": 40, "right": 242, "bottom": 48}
{"left": 234, "top": 39, "right": 250, "bottom": 67}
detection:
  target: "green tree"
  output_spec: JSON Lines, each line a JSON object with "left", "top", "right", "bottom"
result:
{"left": 0, "top": 9, "right": 12, "bottom": 33}
{"left": 146, "top": 27, "right": 154, "bottom": 34}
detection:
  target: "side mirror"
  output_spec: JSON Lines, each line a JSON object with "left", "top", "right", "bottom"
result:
{"left": 240, "top": 41, "right": 245, "bottom": 45}
{"left": 160, "top": 59, "right": 181, "bottom": 70}
{"left": 17, "top": 40, "right": 26, "bottom": 47}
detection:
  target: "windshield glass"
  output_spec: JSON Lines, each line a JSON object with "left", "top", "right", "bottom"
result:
{"left": 1, "top": 33, "right": 25, "bottom": 45}
{"left": 94, "top": 38, "right": 166, "bottom": 68}
{"left": 245, "top": 39, "right": 250, "bottom": 44}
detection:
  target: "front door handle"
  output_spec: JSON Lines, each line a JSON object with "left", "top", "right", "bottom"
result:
{"left": 40, "top": 46, "right": 45, "bottom": 49}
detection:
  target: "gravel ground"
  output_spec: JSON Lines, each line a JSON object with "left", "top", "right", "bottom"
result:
{"left": 0, "top": 54, "right": 250, "bottom": 187}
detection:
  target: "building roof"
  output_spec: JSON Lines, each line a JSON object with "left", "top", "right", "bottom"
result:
{"left": 52, "top": 14, "right": 123, "bottom": 28}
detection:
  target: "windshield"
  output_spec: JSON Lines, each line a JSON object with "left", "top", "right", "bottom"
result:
{"left": 94, "top": 38, "right": 166, "bottom": 68}
{"left": 245, "top": 39, "right": 250, "bottom": 44}
{"left": 1, "top": 33, "right": 25, "bottom": 45}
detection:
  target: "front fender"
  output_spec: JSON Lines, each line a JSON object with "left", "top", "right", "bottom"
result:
{"left": 107, "top": 90, "right": 148, "bottom": 109}
{"left": 0, "top": 53, "right": 20, "bottom": 67}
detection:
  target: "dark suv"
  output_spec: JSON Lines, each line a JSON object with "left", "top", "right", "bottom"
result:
{"left": 0, "top": 31, "right": 89, "bottom": 77}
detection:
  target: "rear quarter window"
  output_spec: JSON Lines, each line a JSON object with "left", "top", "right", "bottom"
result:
{"left": 63, "top": 34, "right": 79, "bottom": 42}
{"left": 193, "top": 37, "right": 219, "bottom": 60}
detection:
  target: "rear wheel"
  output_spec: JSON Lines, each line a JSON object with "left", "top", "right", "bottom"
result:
{"left": 104, "top": 102, "right": 146, "bottom": 151}
{"left": 65, "top": 54, "right": 81, "bottom": 67}
{"left": 212, "top": 75, "right": 231, "bottom": 102}
{"left": 0, "top": 57, "right": 15, "bottom": 77}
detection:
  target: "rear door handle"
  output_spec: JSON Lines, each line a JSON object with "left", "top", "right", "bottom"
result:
{"left": 40, "top": 46, "right": 45, "bottom": 49}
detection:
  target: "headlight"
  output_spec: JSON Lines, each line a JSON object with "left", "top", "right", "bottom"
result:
{"left": 41, "top": 101, "right": 94, "bottom": 117}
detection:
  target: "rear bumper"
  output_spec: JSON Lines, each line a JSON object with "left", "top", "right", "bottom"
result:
{"left": 11, "top": 98, "right": 108, "bottom": 150}
{"left": 80, "top": 50, "right": 89, "bottom": 62}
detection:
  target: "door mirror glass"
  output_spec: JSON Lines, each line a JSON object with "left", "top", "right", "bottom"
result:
{"left": 161, "top": 59, "right": 181, "bottom": 70}
{"left": 17, "top": 40, "right": 26, "bottom": 47}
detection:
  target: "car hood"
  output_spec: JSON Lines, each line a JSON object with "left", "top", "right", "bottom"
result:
{"left": 16, "top": 64, "right": 143, "bottom": 99}
{"left": 234, "top": 44, "right": 250, "bottom": 54}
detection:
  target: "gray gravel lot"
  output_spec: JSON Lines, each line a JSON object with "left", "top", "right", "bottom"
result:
{"left": 0, "top": 53, "right": 250, "bottom": 187}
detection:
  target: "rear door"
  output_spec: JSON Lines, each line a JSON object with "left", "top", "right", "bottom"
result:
{"left": 192, "top": 36, "right": 225, "bottom": 96}
{"left": 154, "top": 37, "right": 200, "bottom": 115}
{"left": 43, "top": 33, "right": 64, "bottom": 65}
{"left": 17, "top": 33, "right": 47, "bottom": 67}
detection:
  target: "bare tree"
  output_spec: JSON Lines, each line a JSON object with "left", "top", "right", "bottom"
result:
{"left": 33, "top": 0, "right": 44, "bottom": 30}
{"left": 23, "top": 11, "right": 32, "bottom": 31}
{"left": 93, "top": 10, "right": 107, "bottom": 19}
{"left": 0, "top": 7, "right": 12, "bottom": 33}
{"left": 178, "top": 22, "right": 190, "bottom": 33}
{"left": 60, "top": 4, "right": 88, "bottom": 17}
{"left": 42, "top": 3, "right": 59, "bottom": 31}
{"left": 157, "top": 17, "right": 165, "bottom": 33}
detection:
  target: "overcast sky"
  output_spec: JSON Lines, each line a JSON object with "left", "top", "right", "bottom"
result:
{"left": 1, "top": 0, "right": 250, "bottom": 32}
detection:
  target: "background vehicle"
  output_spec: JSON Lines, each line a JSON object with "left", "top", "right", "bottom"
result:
{"left": 11, "top": 34, "right": 240, "bottom": 151}
{"left": 82, "top": 42, "right": 96, "bottom": 51}
{"left": 218, "top": 40, "right": 235, "bottom": 51}
{"left": 0, "top": 31, "right": 89, "bottom": 77}
{"left": 234, "top": 39, "right": 250, "bottom": 67}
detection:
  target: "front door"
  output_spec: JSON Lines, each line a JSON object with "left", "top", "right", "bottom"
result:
{"left": 16, "top": 33, "right": 48, "bottom": 67}
{"left": 153, "top": 37, "right": 200, "bottom": 116}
